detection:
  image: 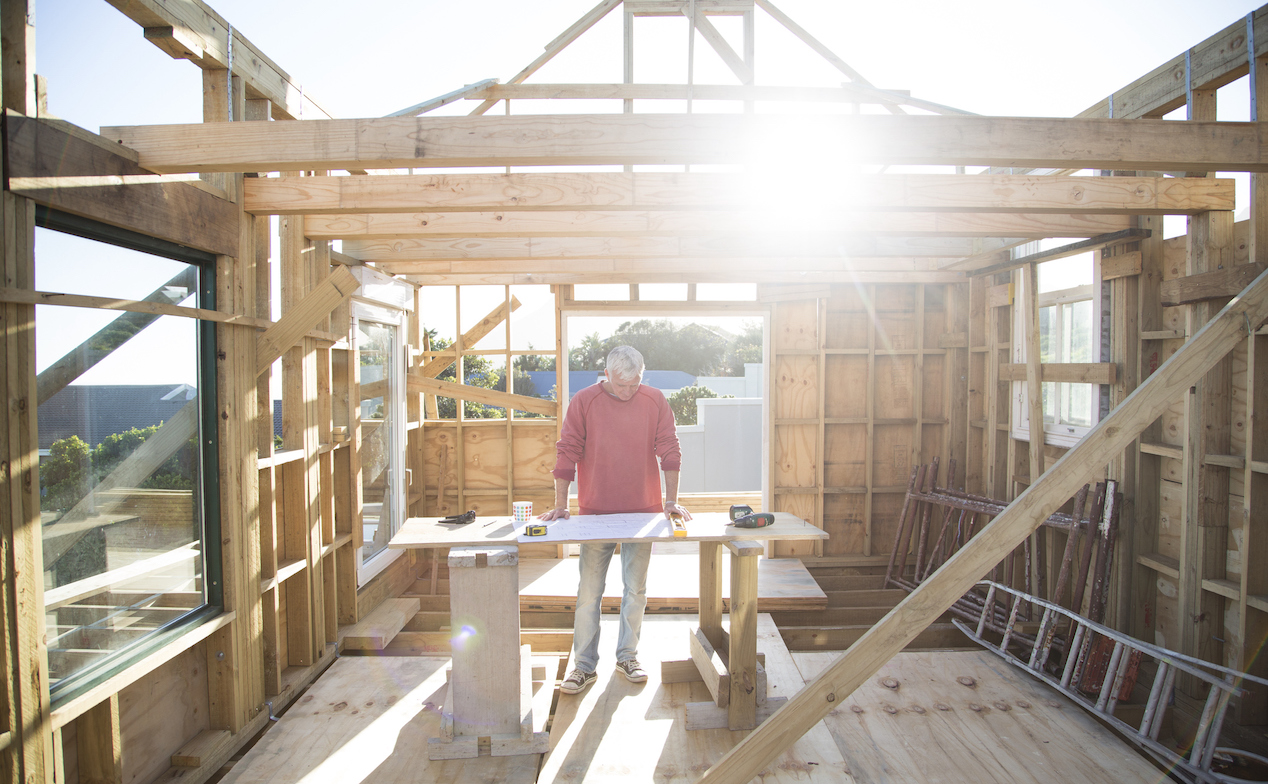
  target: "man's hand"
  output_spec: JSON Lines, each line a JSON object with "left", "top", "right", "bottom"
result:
{"left": 665, "top": 502, "right": 692, "bottom": 521}
{"left": 539, "top": 506, "right": 571, "bottom": 521}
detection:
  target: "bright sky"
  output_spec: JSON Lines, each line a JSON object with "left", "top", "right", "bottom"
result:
{"left": 31, "top": 0, "right": 1266, "bottom": 385}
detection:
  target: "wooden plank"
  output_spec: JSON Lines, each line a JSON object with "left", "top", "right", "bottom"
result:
{"left": 170, "top": 729, "right": 230, "bottom": 768}
{"left": 948, "top": 229, "right": 1152, "bottom": 275}
{"left": 255, "top": 265, "right": 357, "bottom": 377}
{"left": 540, "top": 615, "right": 847, "bottom": 782}
{"left": 729, "top": 540, "right": 762, "bottom": 729}
{"left": 340, "top": 597, "right": 420, "bottom": 651}
{"left": 0, "top": 185, "right": 52, "bottom": 781}
{"left": 407, "top": 374, "right": 557, "bottom": 416}
{"left": 1078, "top": 8, "right": 1268, "bottom": 120}
{"left": 387, "top": 78, "right": 500, "bottom": 118}
{"left": 77, "top": 694, "right": 122, "bottom": 784}
{"left": 690, "top": 11, "right": 754, "bottom": 84}
{"left": 795, "top": 650, "right": 1166, "bottom": 783}
{"left": 211, "top": 656, "right": 542, "bottom": 783}
{"left": 305, "top": 210, "right": 1131, "bottom": 240}
{"left": 1161, "top": 261, "right": 1268, "bottom": 306}
{"left": 4, "top": 114, "right": 239, "bottom": 255}
{"left": 100, "top": 115, "right": 1268, "bottom": 174}
{"left": 244, "top": 173, "right": 1232, "bottom": 215}
{"left": 418, "top": 296, "right": 521, "bottom": 379}
{"left": 350, "top": 236, "right": 1014, "bottom": 261}
{"left": 699, "top": 540, "right": 724, "bottom": 645}
{"left": 997, "top": 363, "right": 1117, "bottom": 384}
{"left": 697, "top": 266, "right": 1268, "bottom": 783}
{"left": 689, "top": 627, "right": 730, "bottom": 707}
{"left": 1102, "top": 250, "right": 1143, "bottom": 280}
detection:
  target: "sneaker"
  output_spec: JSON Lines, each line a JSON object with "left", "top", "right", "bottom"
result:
{"left": 616, "top": 658, "right": 647, "bottom": 683}
{"left": 561, "top": 668, "right": 596, "bottom": 695}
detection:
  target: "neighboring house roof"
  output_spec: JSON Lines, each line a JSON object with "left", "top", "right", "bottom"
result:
{"left": 38, "top": 384, "right": 197, "bottom": 450}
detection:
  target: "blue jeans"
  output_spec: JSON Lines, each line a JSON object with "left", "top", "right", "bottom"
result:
{"left": 572, "top": 541, "right": 652, "bottom": 673}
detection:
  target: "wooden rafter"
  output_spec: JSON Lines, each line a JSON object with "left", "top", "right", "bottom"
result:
{"left": 302, "top": 211, "right": 1130, "bottom": 241}
{"left": 243, "top": 172, "right": 1234, "bottom": 216}
{"left": 467, "top": 0, "right": 624, "bottom": 116}
{"left": 103, "top": 115, "right": 1268, "bottom": 174}
{"left": 341, "top": 235, "right": 1023, "bottom": 261}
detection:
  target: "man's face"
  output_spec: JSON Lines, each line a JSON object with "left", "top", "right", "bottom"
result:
{"left": 604, "top": 369, "right": 642, "bottom": 401}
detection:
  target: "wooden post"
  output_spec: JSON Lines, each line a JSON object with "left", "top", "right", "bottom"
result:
{"left": 75, "top": 696, "right": 122, "bottom": 784}
{"left": 727, "top": 540, "right": 762, "bottom": 731}
{"left": 699, "top": 266, "right": 1268, "bottom": 784}
{"left": 1238, "top": 48, "right": 1268, "bottom": 724}
{"left": 1133, "top": 214, "right": 1165, "bottom": 643}
{"left": 698, "top": 541, "right": 724, "bottom": 649}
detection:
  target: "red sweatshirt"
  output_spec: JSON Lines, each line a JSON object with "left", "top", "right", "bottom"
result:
{"left": 552, "top": 382, "right": 682, "bottom": 515}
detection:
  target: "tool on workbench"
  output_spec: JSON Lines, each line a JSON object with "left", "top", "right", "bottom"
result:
{"left": 669, "top": 512, "right": 688, "bottom": 537}
{"left": 729, "top": 504, "right": 754, "bottom": 521}
{"left": 441, "top": 510, "right": 476, "bottom": 525}
{"left": 524, "top": 524, "right": 547, "bottom": 536}
{"left": 730, "top": 512, "right": 774, "bottom": 529}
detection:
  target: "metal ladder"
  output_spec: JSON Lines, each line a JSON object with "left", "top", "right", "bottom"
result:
{"left": 955, "top": 580, "right": 1268, "bottom": 784}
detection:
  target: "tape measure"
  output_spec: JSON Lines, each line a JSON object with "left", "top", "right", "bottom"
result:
{"left": 524, "top": 524, "right": 547, "bottom": 536}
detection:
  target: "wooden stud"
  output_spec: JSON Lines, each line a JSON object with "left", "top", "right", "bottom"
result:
{"left": 727, "top": 540, "right": 762, "bottom": 730}
{"left": 75, "top": 696, "right": 121, "bottom": 784}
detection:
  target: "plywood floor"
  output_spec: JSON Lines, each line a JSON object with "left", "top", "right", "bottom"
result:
{"left": 518, "top": 552, "right": 827, "bottom": 613}
{"left": 219, "top": 619, "right": 1166, "bottom": 784}
{"left": 794, "top": 650, "right": 1166, "bottom": 783}
{"left": 218, "top": 654, "right": 558, "bottom": 784}
{"left": 539, "top": 614, "right": 851, "bottom": 782}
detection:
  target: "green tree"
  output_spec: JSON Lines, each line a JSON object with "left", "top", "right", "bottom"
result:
{"left": 92, "top": 425, "right": 195, "bottom": 491}
{"left": 667, "top": 385, "right": 732, "bottom": 426}
{"left": 43, "top": 435, "right": 91, "bottom": 510}
{"left": 720, "top": 320, "right": 763, "bottom": 376}
{"left": 569, "top": 332, "right": 607, "bottom": 371}
{"left": 431, "top": 336, "right": 504, "bottom": 419}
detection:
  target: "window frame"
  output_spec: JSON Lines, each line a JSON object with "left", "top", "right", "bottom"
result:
{"left": 351, "top": 295, "right": 410, "bottom": 586}
{"left": 1010, "top": 253, "right": 1103, "bottom": 449}
{"left": 34, "top": 206, "right": 223, "bottom": 706}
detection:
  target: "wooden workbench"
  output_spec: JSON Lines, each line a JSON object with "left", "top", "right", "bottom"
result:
{"left": 391, "top": 511, "right": 827, "bottom": 734}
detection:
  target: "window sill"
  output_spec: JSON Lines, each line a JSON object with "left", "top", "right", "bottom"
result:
{"left": 51, "top": 609, "right": 236, "bottom": 730}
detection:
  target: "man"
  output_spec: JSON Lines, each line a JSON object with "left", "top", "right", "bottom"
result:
{"left": 540, "top": 345, "right": 692, "bottom": 694}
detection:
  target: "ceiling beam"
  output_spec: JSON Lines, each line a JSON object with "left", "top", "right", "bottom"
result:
{"left": 303, "top": 210, "right": 1130, "bottom": 240}
{"left": 379, "top": 256, "right": 966, "bottom": 285}
{"left": 341, "top": 235, "right": 1023, "bottom": 261}
{"left": 102, "top": 115, "right": 1268, "bottom": 174}
{"left": 243, "top": 173, "right": 1233, "bottom": 216}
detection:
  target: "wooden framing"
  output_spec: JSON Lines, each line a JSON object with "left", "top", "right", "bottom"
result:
{"left": 244, "top": 173, "right": 1234, "bottom": 216}
{"left": 9, "top": 2, "right": 1268, "bottom": 783}
{"left": 103, "top": 114, "right": 1268, "bottom": 173}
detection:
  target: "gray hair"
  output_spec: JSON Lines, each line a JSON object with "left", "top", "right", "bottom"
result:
{"left": 605, "top": 345, "right": 645, "bottom": 380}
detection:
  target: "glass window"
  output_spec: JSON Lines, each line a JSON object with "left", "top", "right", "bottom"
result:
{"left": 357, "top": 314, "right": 400, "bottom": 565}
{"left": 356, "top": 313, "right": 406, "bottom": 575}
{"left": 35, "top": 225, "right": 217, "bottom": 702}
{"left": 1013, "top": 253, "right": 1100, "bottom": 447}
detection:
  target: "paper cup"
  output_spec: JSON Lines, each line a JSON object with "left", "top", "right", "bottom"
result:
{"left": 513, "top": 501, "right": 533, "bottom": 523}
